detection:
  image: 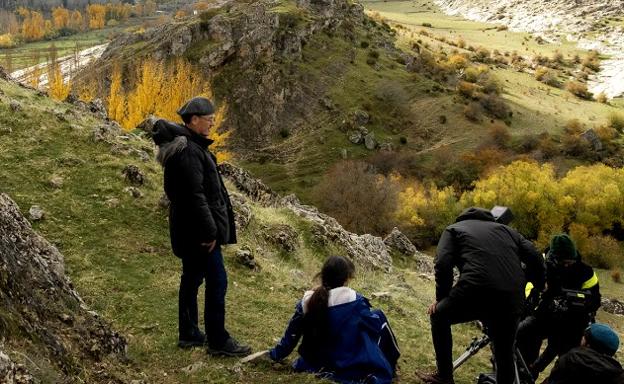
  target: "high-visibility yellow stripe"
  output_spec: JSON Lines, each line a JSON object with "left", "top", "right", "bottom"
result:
{"left": 525, "top": 282, "right": 534, "bottom": 298}
{"left": 581, "top": 272, "right": 599, "bottom": 290}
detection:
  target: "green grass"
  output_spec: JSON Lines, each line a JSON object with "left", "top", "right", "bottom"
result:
{"left": 2, "top": 77, "right": 623, "bottom": 381}
{"left": 0, "top": 19, "right": 146, "bottom": 71}
{"left": 363, "top": 0, "right": 586, "bottom": 58}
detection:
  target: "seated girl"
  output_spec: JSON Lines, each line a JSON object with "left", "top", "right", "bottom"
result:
{"left": 264, "top": 255, "right": 400, "bottom": 384}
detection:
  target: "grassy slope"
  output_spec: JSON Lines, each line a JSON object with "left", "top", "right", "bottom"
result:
{"left": 1, "top": 78, "right": 622, "bottom": 383}
{"left": 363, "top": 0, "right": 624, "bottom": 139}
{"left": 0, "top": 78, "right": 504, "bottom": 383}
{"left": 237, "top": 0, "right": 623, "bottom": 206}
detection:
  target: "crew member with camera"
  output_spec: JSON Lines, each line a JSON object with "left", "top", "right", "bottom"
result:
{"left": 417, "top": 207, "right": 545, "bottom": 384}
{"left": 517, "top": 234, "right": 601, "bottom": 379}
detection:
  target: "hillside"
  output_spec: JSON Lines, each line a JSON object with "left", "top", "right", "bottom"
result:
{"left": 70, "top": 0, "right": 624, "bottom": 216}
{"left": 1, "top": 67, "right": 624, "bottom": 383}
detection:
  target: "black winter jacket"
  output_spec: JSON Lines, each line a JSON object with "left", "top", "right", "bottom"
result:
{"left": 536, "top": 258, "right": 601, "bottom": 320}
{"left": 152, "top": 120, "right": 236, "bottom": 257}
{"left": 435, "top": 207, "right": 545, "bottom": 312}
{"left": 544, "top": 347, "right": 624, "bottom": 384}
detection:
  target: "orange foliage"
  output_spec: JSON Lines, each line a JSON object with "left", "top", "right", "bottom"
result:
{"left": 87, "top": 4, "right": 106, "bottom": 29}
{"left": 52, "top": 7, "right": 70, "bottom": 30}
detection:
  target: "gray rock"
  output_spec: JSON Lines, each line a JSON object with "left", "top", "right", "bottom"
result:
{"left": 353, "top": 110, "right": 370, "bottom": 126}
{"left": 581, "top": 128, "right": 603, "bottom": 151}
{"left": 0, "top": 65, "right": 9, "bottom": 80}
{"left": 379, "top": 142, "right": 393, "bottom": 152}
{"left": 348, "top": 130, "right": 363, "bottom": 144}
{"left": 320, "top": 97, "right": 334, "bottom": 110}
{"left": 92, "top": 123, "right": 122, "bottom": 143}
{"left": 218, "top": 163, "right": 281, "bottom": 206}
{"left": 230, "top": 193, "right": 253, "bottom": 230}
{"left": 383, "top": 227, "right": 417, "bottom": 256}
{"left": 9, "top": 100, "right": 21, "bottom": 112}
{"left": 0, "top": 124, "right": 12, "bottom": 135}
{"left": 0, "top": 350, "right": 34, "bottom": 384}
{"left": 364, "top": 133, "right": 378, "bottom": 150}
{"left": 28, "top": 205, "right": 44, "bottom": 221}
{"left": 158, "top": 194, "right": 170, "bottom": 210}
{"left": 601, "top": 297, "right": 624, "bottom": 316}
{"left": 371, "top": 291, "right": 391, "bottom": 300}
{"left": 0, "top": 194, "right": 126, "bottom": 380}
{"left": 340, "top": 148, "right": 348, "bottom": 159}
{"left": 263, "top": 224, "right": 299, "bottom": 252}
{"left": 124, "top": 187, "right": 143, "bottom": 198}
{"left": 105, "top": 198, "right": 120, "bottom": 208}
{"left": 122, "top": 165, "right": 145, "bottom": 186}
{"left": 88, "top": 98, "right": 107, "bottom": 119}
{"left": 135, "top": 115, "right": 159, "bottom": 135}
{"left": 235, "top": 248, "right": 260, "bottom": 270}
{"left": 48, "top": 176, "right": 64, "bottom": 189}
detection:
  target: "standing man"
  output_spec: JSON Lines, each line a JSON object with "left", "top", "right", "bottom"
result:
{"left": 152, "top": 96, "right": 251, "bottom": 356}
{"left": 417, "top": 207, "right": 545, "bottom": 384}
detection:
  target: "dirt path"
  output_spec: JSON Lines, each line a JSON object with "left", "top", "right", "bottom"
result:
{"left": 9, "top": 43, "right": 108, "bottom": 88}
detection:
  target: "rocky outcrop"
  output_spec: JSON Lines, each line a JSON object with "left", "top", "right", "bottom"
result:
{"left": 0, "top": 194, "right": 127, "bottom": 382}
{"left": 384, "top": 227, "right": 417, "bottom": 256}
{"left": 601, "top": 297, "right": 624, "bottom": 316}
{"left": 219, "top": 163, "right": 394, "bottom": 271}
{"left": 93, "top": 0, "right": 378, "bottom": 147}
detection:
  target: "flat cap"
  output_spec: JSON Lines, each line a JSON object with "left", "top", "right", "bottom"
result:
{"left": 176, "top": 97, "right": 215, "bottom": 117}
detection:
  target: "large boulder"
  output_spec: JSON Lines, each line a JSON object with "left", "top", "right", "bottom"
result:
{"left": 383, "top": 227, "right": 417, "bottom": 256}
{"left": 0, "top": 194, "right": 127, "bottom": 381}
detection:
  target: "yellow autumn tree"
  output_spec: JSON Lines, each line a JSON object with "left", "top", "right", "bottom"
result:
{"left": 52, "top": 7, "right": 70, "bottom": 30}
{"left": 29, "top": 65, "right": 42, "bottom": 89}
{"left": 21, "top": 10, "right": 46, "bottom": 41}
{"left": 87, "top": 4, "right": 106, "bottom": 29}
{"left": 460, "top": 161, "right": 572, "bottom": 246}
{"left": 48, "top": 63, "right": 71, "bottom": 101}
{"left": 113, "top": 58, "right": 231, "bottom": 160}
{"left": 69, "top": 10, "right": 84, "bottom": 31}
{"left": 123, "top": 59, "right": 165, "bottom": 128}
{"left": 396, "top": 182, "right": 460, "bottom": 244}
{"left": 107, "top": 63, "right": 126, "bottom": 122}
{"left": 560, "top": 164, "right": 624, "bottom": 234}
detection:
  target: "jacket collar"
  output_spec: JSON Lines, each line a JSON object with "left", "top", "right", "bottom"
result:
{"left": 184, "top": 125, "right": 214, "bottom": 149}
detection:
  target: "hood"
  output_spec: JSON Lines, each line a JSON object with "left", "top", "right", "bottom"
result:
{"left": 152, "top": 119, "right": 214, "bottom": 165}
{"left": 301, "top": 287, "right": 357, "bottom": 314}
{"left": 455, "top": 207, "right": 495, "bottom": 223}
{"left": 567, "top": 347, "right": 624, "bottom": 377}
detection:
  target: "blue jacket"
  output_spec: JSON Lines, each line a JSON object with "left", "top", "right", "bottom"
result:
{"left": 270, "top": 289, "right": 395, "bottom": 384}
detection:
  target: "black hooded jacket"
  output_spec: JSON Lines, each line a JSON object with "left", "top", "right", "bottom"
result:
{"left": 435, "top": 207, "right": 545, "bottom": 312}
{"left": 545, "top": 346, "right": 624, "bottom": 384}
{"left": 152, "top": 120, "right": 236, "bottom": 256}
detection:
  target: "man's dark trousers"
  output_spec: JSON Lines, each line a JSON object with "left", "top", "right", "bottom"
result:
{"left": 179, "top": 245, "right": 230, "bottom": 347}
{"left": 431, "top": 293, "right": 520, "bottom": 384}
